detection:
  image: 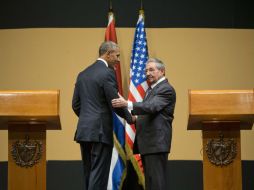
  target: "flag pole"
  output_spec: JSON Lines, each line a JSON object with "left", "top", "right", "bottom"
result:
{"left": 140, "top": 0, "right": 144, "bottom": 12}
{"left": 105, "top": 2, "right": 127, "bottom": 189}
{"left": 139, "top": 0, "right": 145, "bottom": 20}
{"left": 125, "top": 1, "right": 148, "bottom": 188}
{"left": 109, "top": 0, "right": 113, "bottom": 13}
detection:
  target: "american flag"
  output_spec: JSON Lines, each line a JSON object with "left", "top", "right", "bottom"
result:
{"left": 105, "top": 12, "right": 126, "bottom": 190}
{"left": 125, "top": 11, "right": 149, "bottom": 188}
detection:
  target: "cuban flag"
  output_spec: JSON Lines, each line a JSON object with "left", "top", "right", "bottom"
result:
{"left": 105, "top": 11, "right": 127, "bottom": 190}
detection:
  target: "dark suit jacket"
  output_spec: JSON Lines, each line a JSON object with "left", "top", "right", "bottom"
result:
{"left": 72, "top": 60, "right": 133, "bottom": 146}
{"left": 132, "top": 79, "right": 176, "bottom": 155}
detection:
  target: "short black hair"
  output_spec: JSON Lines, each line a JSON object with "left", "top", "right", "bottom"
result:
{"left": 99, "top": 41, "right": 119, "bottom": 56}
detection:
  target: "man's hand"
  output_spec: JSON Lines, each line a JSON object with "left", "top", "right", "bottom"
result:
{"left": 131, "top": 115, "right": 137, "bottom": 123}
{"left": 112, "top": 93, "right": 128, "bottom": 108}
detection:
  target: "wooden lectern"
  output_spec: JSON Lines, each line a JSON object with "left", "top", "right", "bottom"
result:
{"left": 187, "top": 90, "right": 254, "bottom": 190}
{"left": 0, "top": 90, "right": 61, "bottom": 190}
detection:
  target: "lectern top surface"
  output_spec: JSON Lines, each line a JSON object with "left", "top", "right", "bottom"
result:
{"left": 187, "top": 89, "right": 254, "bottom": 130}
{"left": 0, "top": 90, "right": 61, "bottom": 130}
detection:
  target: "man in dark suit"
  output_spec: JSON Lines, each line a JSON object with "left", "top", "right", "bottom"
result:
{"left": 72, "top": 41, "right": 134, "bottom": 190}
{"left": 112, "top": 58, "right": 176, "bottom": 190}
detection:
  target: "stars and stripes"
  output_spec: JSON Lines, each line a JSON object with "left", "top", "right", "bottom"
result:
{"left": 130, "top": 20, "right": 148, "bottom": 88}
{"left": 125, "top": 11, "right": 149, "bottom": 188}
{"left": 126, "top": 12, "right": 149, "bottom": 149}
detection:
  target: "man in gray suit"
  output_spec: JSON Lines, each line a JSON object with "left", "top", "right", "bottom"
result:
{"left": 112, "top": 58, "right": 176, "bottom": 190}
{"left": 72, "top": 41, "right": 134, "bottom": 190}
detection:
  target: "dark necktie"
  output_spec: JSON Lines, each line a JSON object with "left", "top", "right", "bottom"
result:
{"left": 145, "top": 87, "right": 152, "bottom": 99}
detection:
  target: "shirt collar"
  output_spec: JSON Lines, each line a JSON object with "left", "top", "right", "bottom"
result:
{"left": 151, "top": 76, "right": 166, "bottom": 89}
{"left": 97, "top": 58, "right": 108, "bottom": 67}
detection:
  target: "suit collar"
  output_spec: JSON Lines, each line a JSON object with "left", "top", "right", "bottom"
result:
{"left": 97, "top": 58, "right": 108, "bottom": 67}
{"left": 144, "top": 79, "right": 168, "bottom": 101}
{"left": 151, "top": 76, "right": 166, "bottom": 89}
{"left": 153, "top": 79, "right": 168, "bottom": 91}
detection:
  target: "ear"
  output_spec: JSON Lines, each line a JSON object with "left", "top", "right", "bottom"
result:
{"left": 162, "top": 69, "right": 166, "bottom": 76}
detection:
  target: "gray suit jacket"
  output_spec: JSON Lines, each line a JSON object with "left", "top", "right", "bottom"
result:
{"left": 72, "top": 60, "right": 133, "bottom": 146}
{"left": 132, "top": 79, "right": 176, "bottom": 155}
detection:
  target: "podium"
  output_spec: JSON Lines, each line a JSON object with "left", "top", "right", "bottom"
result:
{"left": 187, "top": 90, "right": 254, "bottom": 190}
{"left": 0, "top": 90, "right": 61, "bottom": 190}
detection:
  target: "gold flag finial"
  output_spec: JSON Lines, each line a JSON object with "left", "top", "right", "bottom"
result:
{"left": 139, "top": 9, "right": 144, "bottom": 16}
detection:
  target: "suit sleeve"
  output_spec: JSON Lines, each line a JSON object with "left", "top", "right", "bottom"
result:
{"left": 72, "top": 77, "right": 81, "bottom": 116}
{"left": 103, "top": 69, "right": 133, "bottom": 124}
{"left": 132, "top": 86, "right": 175, "bottom": 115}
